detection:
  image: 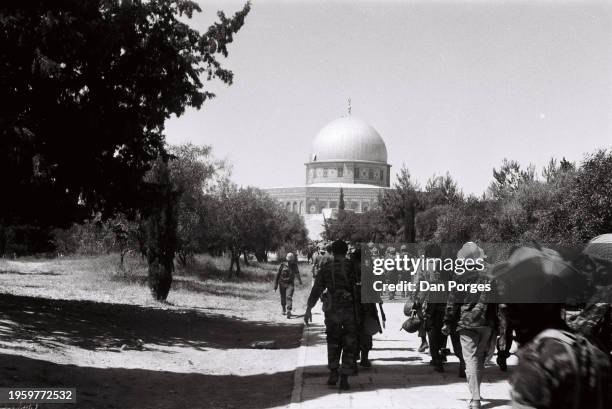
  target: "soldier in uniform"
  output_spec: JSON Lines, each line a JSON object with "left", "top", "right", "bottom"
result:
{"left": 274, "top": 252, "right": 302, "bottom": 318}
{"left": 508, "top": 303, "right": 611, "bottom": 409}
{"left": 421, "top": 243, "right": 451, "bottom": 372}
{"left": 304, "top": 240, "right": 358, "bottom": 390}
{"left": 385, "top": 246, "right": 399, "bottom": 300}
{"left": 442, "top": 242, "right": 495, "bottom": 409}
{"left": 569, "top": 234, "right": 612, "bottom": 355}
{"left": 351, "top": 247, "right": 385, "bottom": 369}
{"left": 399, "top": 244, "right": 412, "bottom": 297}
{"left": 310, "top": 243, "right": 328, "bottom": 288}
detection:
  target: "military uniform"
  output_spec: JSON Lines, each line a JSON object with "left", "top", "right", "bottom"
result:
{"left": 569, "top": 300, "right": 612, "bottom": 355}
{"left": 444, "top": 268, "right": 497, "bottom": 400}
{"left": 307, "top": 256, "right": 358, "bottom": 376}
{"left": 274, "top": 261, "right": 302, "bottom": 316}
{"left": 511, "top": 328, "right": 611, "bottom": 409}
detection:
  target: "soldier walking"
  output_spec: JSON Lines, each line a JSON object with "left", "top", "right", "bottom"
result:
{"left": 385, "top": 246, "right": 399, "bottom": 300}
{"left": 274, "top": 252, "right": 302, "bottom": 319}
{"left": 508, "top": 302, "right": 610, "bottom": 409}
{"left": 310, "top": 243, "right": 328, "bottom": 288}
{"left": 351, "top": 247, "right": 385, "bottom": 369}
{"left": 304, "top": 240, "right": 358, "bottom": 390}
{"left": 442, "top": 242, "right": 495, "bottom": 409}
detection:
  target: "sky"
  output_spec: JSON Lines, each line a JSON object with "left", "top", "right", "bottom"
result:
{"left": 165, "top": 0, "right": 612, "bottom": 195}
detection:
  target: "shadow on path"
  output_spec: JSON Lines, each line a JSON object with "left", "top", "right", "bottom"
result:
{"left": 0, "top": 353, "right": 294, "bottom": 409}
{"left": 0, "top": 353, "right": 512, "bottom": 409}
{"left": 0, "top": 294, "right": 302, "bottom": 351}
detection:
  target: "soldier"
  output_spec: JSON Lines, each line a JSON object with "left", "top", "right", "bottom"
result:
{"left": 508, "top": 303, "right": 611, "bottom": 409}
{"left": 351, "top": 247, "right": 385, "bottom": 369}
{"left": 274, "top": 252, "right": 302, "bottom": 319}
{"left": 442, "top": 242, "right": 495, "bottom": 409}
{"left": 495, "top": 303, "right": 512, "bottom": 372}
{"left": 310, "top": 243, "right": 328, "bottom": 287}
{"left": 385, "top": 246, "right": 399, "bottom": 300}
{"left": 568, "top": 234, "right": 612, "bottom": 355}
{"left": 421, "top": 243, "right": 450, "bottom": 372}
{"left": 304, "top": 240, "right": 358, "bottom": 390}
{"left": 399, "top": 244, "right": 412, "bottom": 297}
{"left": 411, "top": 247, "right": 432, "bottom": 354}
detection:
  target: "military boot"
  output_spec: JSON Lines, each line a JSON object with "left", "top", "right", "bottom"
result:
{"left": 286, "top": 310, "right": 291, "bottom": 319}
{"left": 360, "top": 351, "right": 371, "bottom": 368}
{"left": 430, "top": 358, "right": 444, "bottom": 372}
{"left": 282, "top": 306, "right": 286, "bottom": 315}
{"left": 339, "top": 374, "right": 350, "bottom": 390}
{"left": 327, "top": 370, "right": 339, "bottom": 386}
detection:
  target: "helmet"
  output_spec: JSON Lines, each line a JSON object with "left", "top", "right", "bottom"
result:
{"left": 583, "top": 234, "right": 612, "bottom": 262}
{"left": 401, "top": 313, "right": 422, "bottom": 333}
{"left": 286, "top": 252, "right": 295, "bottom": 262}
{"left": 457, "top": 242, "right": 485, "bottom": 261}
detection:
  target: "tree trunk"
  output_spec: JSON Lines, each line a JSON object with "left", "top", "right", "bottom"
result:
{"left": 148, "top": 257, "right": 173, "bottom": 301}
{"left": 228, "top": 248, "right": 241, "bottom": 278}
{"left": 243, "top": 250, "right": 250, "bottom": 266}
{"left": 235, "top": 253, "right": 241, "bottom": 276}
{"left": 142, "top": 158, "right": 178, "bottom": 302}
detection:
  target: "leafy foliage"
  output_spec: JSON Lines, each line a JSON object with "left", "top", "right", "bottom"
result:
{"left": 0, "top": 0, "right": 250, "bottom": 229}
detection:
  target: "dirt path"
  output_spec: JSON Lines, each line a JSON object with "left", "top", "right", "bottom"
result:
{"left": 291, "top": 303, "right": 515, "bottom": 409}
{"left": 0, "top": 293, "right": 306, "bottom": 409}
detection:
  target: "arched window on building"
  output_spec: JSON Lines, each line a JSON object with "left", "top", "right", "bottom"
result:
{"left": 362, "top": 202, "right": 369, "bottom": 212}
{"left": 292, "top": 202, "right": 297, "bottom": 212}
{"left": 299, "top": 201, "right": 303, "bottom": 214}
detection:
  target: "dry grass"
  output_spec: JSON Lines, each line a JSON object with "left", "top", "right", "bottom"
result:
{"left": 0, "top": 253, "right": 312, "bottom": 322}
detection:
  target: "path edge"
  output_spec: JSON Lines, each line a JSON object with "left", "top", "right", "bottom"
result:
{"left": 289, "top": 320, "right": 310, "bottom": 408}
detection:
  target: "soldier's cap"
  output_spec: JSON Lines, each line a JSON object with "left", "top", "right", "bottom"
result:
{"left": 331, "top": 239, "right": 349, "bottom": 255}
{"left": 286, "top": 252, "right": 295, "bottom": 262}
{"left": 400, "top": 244, "right": 408, "bottom": 251}
{"left": 387, "top": 246, "right": 396, "bottom": 253}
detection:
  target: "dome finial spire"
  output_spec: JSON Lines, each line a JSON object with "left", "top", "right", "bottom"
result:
{"left": 347, "top": 98, "right": 352, "bottom": 115}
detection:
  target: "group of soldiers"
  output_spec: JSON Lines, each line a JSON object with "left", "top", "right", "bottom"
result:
{"left": 276, "top": 235, "right": 612, "bottom": 409}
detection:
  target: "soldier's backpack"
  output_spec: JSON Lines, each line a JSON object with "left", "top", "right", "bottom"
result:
{"left": 531, "top": 328, "right": 609, "bottom": 409}
{"left": 278, "top": 263, "right": 292, "bottom": 286}
{"left": 568, "top": 303, "right": 612, "bottom": 352}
